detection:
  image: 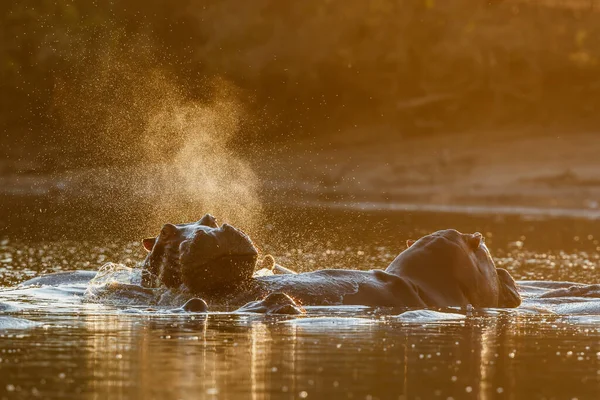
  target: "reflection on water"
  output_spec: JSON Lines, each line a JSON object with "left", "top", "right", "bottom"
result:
{"left": 1, "top": 313, "right": 598, "bottom": 399}
{"left": 1, "top": 207, "right": 600, "bottom": 399}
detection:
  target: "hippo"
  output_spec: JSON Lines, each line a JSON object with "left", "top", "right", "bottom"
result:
{"left": 234, "top": 293, "right": 306, "bottom": 315}
{"left": 140, "top": 214, "right": 522, "bottom": 311}
{"left": 140, "top": 213, "right": 258, "bottom": 293}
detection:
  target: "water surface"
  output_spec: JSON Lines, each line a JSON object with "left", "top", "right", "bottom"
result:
{"left": 1, "top": 207, "right": 599, "bottom": 399}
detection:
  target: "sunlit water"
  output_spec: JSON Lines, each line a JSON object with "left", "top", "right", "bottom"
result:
{"left": 1, "top": 207, "right": 599, "bottom": 399}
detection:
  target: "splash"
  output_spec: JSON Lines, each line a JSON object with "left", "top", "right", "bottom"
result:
{"left": 143, "top": 82, "right": 262, "bottom": 229}
{"left": 87, "top": 262, "right": 141, "bottom": 288}
{"left": 85, "top": 262, "right": 159, "bottom": 306}
{"left": 53, "top": 32, "right": 262, "bottom": 234}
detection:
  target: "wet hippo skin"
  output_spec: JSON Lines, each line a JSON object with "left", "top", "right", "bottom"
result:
{"left": 140, "top": 214, "right": 258, "bottom": 294}
{"left": 19, "top": 270, "right": 99, "bottom": 287}
{"left": 181, "top": 298, "right": 209, "bottom": 312}
{"left": 235, "top": 293, "right": 305, "bottom": 315}
{"left": 139, "top": 215, "right": 522, "bottom": 309}
{"left": 232, "top": 230, "right": 521, "bottom": 308}
{"left": 17, "top": 215, "right": 523, "bottom": 312}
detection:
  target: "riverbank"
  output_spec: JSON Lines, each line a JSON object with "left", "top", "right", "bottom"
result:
{"left": 2, "top": 130, "right": 600, "bottom": 224}
{"left": 259, "top": 129, "right": 600, "bottom": 216}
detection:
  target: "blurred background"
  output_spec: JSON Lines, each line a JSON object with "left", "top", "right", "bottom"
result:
{"left": 2, "top": 0, "right": 600, "bottom": 235}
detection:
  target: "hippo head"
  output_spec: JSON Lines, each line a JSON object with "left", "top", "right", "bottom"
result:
{"left": 389, "top": 229, "right": 521, "bottom": 308}
{"left": 141, "top": 214, "right": 258, "bottom": 294}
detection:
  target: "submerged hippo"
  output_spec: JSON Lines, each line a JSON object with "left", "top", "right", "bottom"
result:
{"left": 140, "top": 214, "right": 522, "bottom": 311}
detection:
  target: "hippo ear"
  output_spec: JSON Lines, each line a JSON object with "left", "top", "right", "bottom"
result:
{"left": 406, "top": 239, "right": 416, "bottom": 248}
{"left": 142, "top": 237, "right": 156, "bottom": 252}
{"left": 467, "top": 232, "right": 482, "bottom": 250}
{"left": 497, "top": 268, "right": 521, "bottom": 307}
{"left": 160, "top": 223, "right": 178, "bottom": 237}
{"left": 198, "top": 214, "right": 218, "bottom": 228}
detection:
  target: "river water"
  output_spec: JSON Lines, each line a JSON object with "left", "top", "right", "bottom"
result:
{"left": 0, "top": 207, "right": 599, "bottom": 399}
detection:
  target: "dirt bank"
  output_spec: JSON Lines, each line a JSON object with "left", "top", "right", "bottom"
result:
{"left": 259, "top": 130, "right": 600, "bottom": 215}
{"left": 2, "top": 130, "right": 600, "bottom": 219}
